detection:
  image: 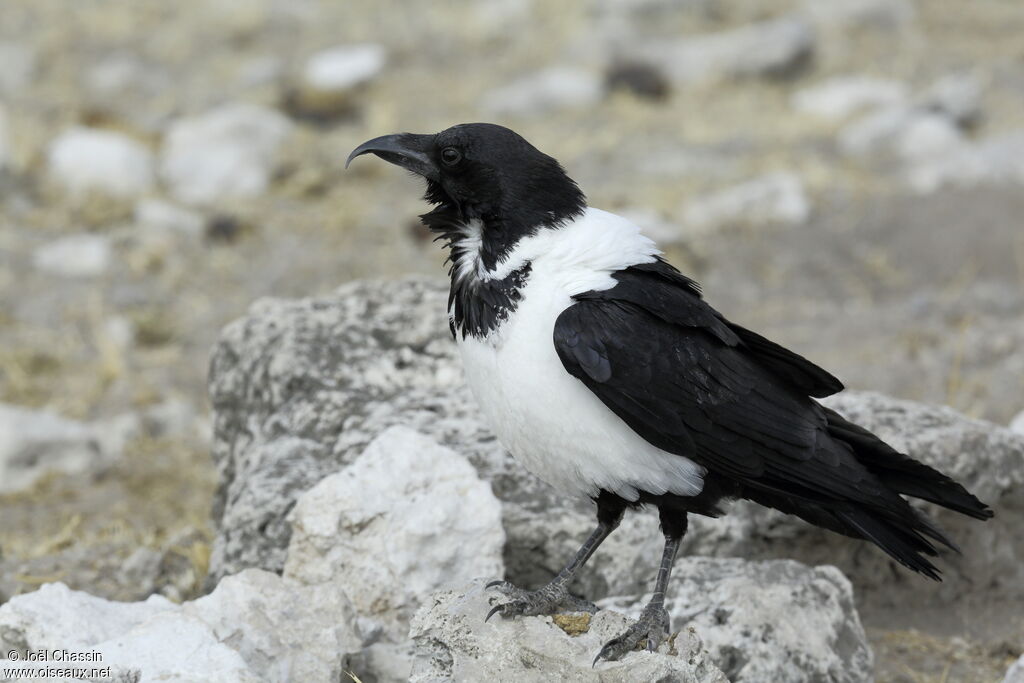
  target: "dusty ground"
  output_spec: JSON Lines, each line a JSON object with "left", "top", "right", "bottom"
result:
{"left": 1, "top": 0, "right": 1022, "bottom": 680}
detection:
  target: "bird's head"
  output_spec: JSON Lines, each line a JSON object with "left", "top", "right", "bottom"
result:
{"left": 347, "top": 123, "right": 586, "bottom": 268}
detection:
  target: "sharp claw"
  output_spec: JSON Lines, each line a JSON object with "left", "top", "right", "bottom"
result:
{"left": 593, "top": 640, "right": 618, "bottom": 667}
{"left": 484, "top": 604, "right": 504, "bottom": 623}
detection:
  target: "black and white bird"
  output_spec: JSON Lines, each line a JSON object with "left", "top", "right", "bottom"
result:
{"left": 347, "top": 123, "right": 993, "bottom": 663}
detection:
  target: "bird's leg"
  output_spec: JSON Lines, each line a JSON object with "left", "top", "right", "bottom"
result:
{"left": 594, "top": 512, "right": 686, "bottom": 664}
{"left": 486, "top": 496, "right": 625, "bottom": 621}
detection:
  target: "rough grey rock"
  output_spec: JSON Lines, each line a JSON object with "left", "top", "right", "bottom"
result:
{"left": 47, "top": 127, "right": 155, "bottom": 199}
{"left": 160, "top": 103, "right": 293, "bottom": 205}
{"left": 207, "top": 279, "right": 675, "bottom": 599}
{"left": 602, "top": 558, "right": 873, "bottom": 683}
{"left": 792, "top": 76, "right": 907, "bottom": 121}
{"left": 682, "top": 172, "right": 811, "bottom": 233}
{"left": 208, "top": 279, "right": 545, "bottom": 584}
{"left": 624, "top": 16, "right": 815, "bottom": 86}
{"left": 32, "top": 233, "right": 113, "bottom": 279}
{"left": 283, "top": 426, "right": 505, "bottom": 641}
{"left": 0, "top": 569, "right": 363, "bottom": 683}
{"left": 481, "top": 67, "right": 602, "bottom": 117}
{"left": 409, "top": 578, "right": 728, "bottom": 683}
{"left": 1006, "top": 655, "right": 1024, "bottom": 683}
{"left": 208, "top": 280, "right": 1023, "bottom": 617}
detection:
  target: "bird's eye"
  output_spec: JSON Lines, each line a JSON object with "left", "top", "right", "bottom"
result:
{"left": 441, "top": 147, "right": 462, "bottom": 166}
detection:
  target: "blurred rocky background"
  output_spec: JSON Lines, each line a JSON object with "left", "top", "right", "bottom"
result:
{"left": 1, "top": 0, "right": 1023, "bottom": 681}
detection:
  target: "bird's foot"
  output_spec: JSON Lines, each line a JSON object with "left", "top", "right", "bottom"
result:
{"left": 593, "top": 602, "right": 670, "bottom": 665}
{"left": 484, "top": 579, "right": 597, "bottom": 621}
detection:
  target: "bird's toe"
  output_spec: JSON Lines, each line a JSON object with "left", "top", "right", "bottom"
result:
{"left": 483, "top": 581, "right": 594, "bottom": 621}
{"left": 592, "top": 604, "right": 670, "bottom": 665}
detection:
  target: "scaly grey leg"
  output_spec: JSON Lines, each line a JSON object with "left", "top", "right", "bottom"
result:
{"left": 486, "top": 504, "right": 624, "bottom": 621}
{"left": 593, "top": 513, "right": 685, "bottom": 664}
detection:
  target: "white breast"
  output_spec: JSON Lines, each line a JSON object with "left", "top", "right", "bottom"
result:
{"left": 454, "top": 208, "right": 706, "bottom": 501}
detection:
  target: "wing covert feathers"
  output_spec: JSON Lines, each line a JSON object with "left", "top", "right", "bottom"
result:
{"left": 554, "top": 260, "right": 992, "bottom": 579}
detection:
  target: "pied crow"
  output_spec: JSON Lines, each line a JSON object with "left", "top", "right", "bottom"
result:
{"left": 347, "top": 123, "right": 993, "bottom": 664}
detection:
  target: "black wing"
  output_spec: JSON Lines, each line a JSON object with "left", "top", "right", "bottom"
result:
{"left": 553, "top": 259, "right": 990, "bottom": 577}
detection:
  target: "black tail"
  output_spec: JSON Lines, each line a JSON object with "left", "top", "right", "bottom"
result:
{"left": 824, "top": 407, "right": 993, "bottom": 579}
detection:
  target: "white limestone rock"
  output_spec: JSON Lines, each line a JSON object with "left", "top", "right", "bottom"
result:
{"left": 839, "top": 105, "right": 966, "bottom": 164}
{"left": 286, "top": 44, "right": 387, "bottom": 120}
{"left": 0, "top": 582, "right": 175, "bottom": 651}
{"left": 0, "top": 569, "right": 363, "bottom": 683}
{"left": 284, "top": 426, "right": 505, "bottom": 641}
{"left": 906, "top": 129, "right": 1024, "bottom": 193}
{"left": 409, "top": 578, "right": 728, "bottom": 683}
{"left": 792, "top": 76, "right": 908, "bottom": 121}
{"left": 1005, "top": 655, "right": 1024, "bottom": 683}
{"left": 93, "top": 613, "right": 260, "bottom": 683}
{"left": 683, "top": 172, "right": 811, "bottom": 233}
{"left": 302, "top": 44, "right": 385, "bottom": 95}
{"left": 481, "top": 67, "right": 602, "bottom": 117}
{"left": 160, "top": 103, "right": 293, "bottom": 205}
{"left": 625, "top": 16, "right": 815, "bottom": 86}
{"left": 1010, "top": 410, "right": 1024, "bottom": 436}
{"left": 183, "top": 569, "right": 362, "bottom": 683}
{"left": 48, "top": 127, "right": 155, "bottom": 199}
{"left": 0, "top": 403, "right": 123, "bottom": 494}
{"left": 33, "top": 233, "right": 112, "bottom": 279}
{"left": 134, "top": 198, "right": 205, "bottom": 239}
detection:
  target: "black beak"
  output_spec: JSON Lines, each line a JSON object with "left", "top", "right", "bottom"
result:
{"left": 345, "top": 133, "right": 439, "bottom": 182}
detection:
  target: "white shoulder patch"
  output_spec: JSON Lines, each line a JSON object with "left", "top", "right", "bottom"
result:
{"left": 487, "top": 207, "right": 660, "bottom": 292}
